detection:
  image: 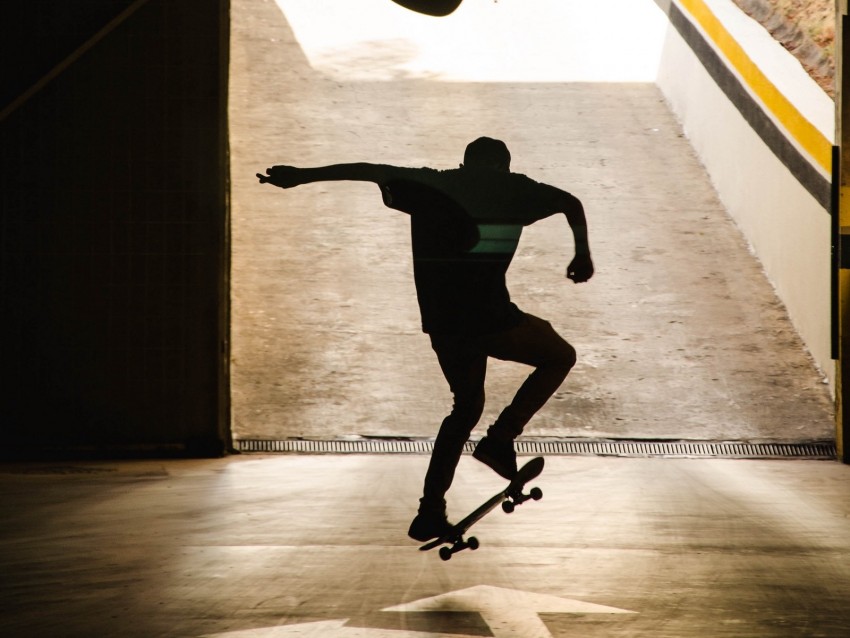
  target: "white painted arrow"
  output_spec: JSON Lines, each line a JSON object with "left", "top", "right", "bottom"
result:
{"left": 383, "top": 585, "right": 635, "bottom": 638}
{"left": 203, "top": 618, "right": 473, "bottom": 637}
{"left": 203, "top": 586, "right": 636, "bottom": 638}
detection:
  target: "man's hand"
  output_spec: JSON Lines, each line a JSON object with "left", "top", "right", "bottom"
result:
{"left": 566, "top": 253, "right": 594, "bottom": 283}
{"left": 256, "top": 165, "right": 302, "bottom": 188}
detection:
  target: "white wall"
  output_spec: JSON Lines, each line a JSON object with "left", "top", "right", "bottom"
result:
{"left": 655, "top": 0, "right": 835, "bottom": 388}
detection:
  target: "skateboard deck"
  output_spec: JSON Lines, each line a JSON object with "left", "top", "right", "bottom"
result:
{"left": 420, "top": 456, "right": 544, "bottom": 560}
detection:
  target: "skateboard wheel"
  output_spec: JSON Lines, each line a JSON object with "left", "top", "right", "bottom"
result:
{"left": 468, "top": 536, "right": 479, "bottom": 551}
{"left": 530, "top": 487, "right": 543, "bottom": 501}
{"left": 439, "top": 546, "right": 453, "bottom": 561}
{"left": 502, "top": 500, "right": 515, "bottom": 514}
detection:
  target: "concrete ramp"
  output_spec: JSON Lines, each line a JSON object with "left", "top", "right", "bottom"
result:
{"left": 229, "top": 0, "right": 832, "bottom": 443}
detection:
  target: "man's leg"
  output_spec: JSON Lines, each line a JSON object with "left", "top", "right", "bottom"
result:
{"left": 474, "top": 314, "right": 576, "bottom": 477}
{"left": 409, "top": 333, "right": 486, "bottom": 541}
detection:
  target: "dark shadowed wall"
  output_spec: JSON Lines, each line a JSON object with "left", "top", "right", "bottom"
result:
{"left": 0, "top": 0, "right": 230, "bottom": 457}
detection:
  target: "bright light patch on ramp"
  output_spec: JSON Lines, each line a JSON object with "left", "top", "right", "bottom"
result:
{"left": 274, "top": 0, "right": 667, "bottom": 82}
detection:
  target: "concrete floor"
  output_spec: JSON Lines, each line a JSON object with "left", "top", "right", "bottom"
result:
{"left": 8, "top": 3, "right": 846, "bottom": 637}
{"left": 229, "top": 0, "right": 833, "bottom": 443}
{"left": 1, "top": 454, "right": 849, "bottom": 637}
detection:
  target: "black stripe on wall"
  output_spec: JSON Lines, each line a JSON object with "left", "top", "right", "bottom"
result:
{"left": 655, "top": 0, "right": 831, "bottom": 210}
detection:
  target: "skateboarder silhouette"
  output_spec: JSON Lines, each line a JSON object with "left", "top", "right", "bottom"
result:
{"left": 258, "top": 137, "right": 593, "bottom": 541}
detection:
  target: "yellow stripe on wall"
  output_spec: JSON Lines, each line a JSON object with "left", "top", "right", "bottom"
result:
{"left": 677, "top": 0, "right": 832, "bottom": 173}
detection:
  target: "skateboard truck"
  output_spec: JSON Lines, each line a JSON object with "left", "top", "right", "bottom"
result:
{"left": 501, "top": 484, "right": 543, "bottom": 513}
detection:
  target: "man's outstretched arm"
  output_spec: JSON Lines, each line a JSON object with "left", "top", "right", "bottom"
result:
{"left": 559, "top": 192, "right": 594, "bottom": 283}
{"left": 257, "top": 163, "right": 399, "bottom": 188}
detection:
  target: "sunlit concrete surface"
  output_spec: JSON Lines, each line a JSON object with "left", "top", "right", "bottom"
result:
{"left": 274, "top": 0, "right": 667, "bottom": 82}
{"left": 229, "top": 0, "right": 833, "bottom": 442}
{"left": 1, "top": 455, "right": 849, "bottom": 637}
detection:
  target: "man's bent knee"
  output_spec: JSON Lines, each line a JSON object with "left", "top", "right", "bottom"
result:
{"left": 558, "top": 341, "right": 577, "bottom": 374}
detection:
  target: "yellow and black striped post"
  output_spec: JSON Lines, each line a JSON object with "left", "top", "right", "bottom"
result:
{"left": 837, "top": 0, "right": 849, "bottom": 463}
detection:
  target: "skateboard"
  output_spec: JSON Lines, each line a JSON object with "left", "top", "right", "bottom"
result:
{"left": 419, "top": 456, "right": 544, "bottom": 561}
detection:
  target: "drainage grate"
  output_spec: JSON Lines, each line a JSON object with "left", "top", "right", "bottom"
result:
{"left": 236, "top": 438, "right": 836, "bottom": 460}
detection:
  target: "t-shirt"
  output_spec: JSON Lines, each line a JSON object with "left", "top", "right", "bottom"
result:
{"left": 380, "top": 167, "right": 566, "bottom": 334}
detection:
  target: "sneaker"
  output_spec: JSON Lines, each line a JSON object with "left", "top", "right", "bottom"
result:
{"left": 408, "top": 511, "right": 453, "bottom": 542}
{"left": 473, "top": 436, "right": 518, "bottom": 480}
